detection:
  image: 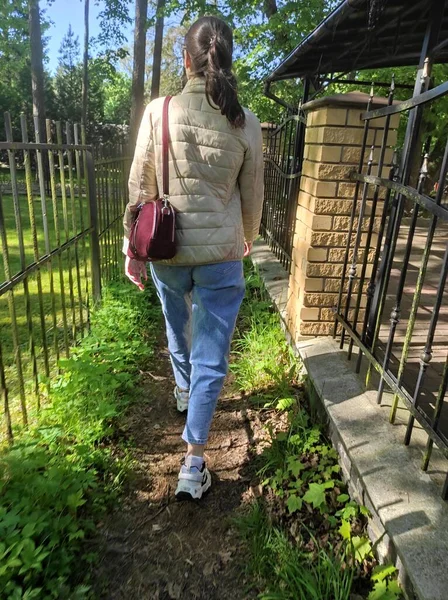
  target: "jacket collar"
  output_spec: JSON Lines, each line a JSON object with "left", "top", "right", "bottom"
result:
{"left": 182, "top": 77, "right": 206, "bottom": 94}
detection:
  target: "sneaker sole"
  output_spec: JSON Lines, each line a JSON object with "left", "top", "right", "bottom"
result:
{"left": 175, "top": 474, "right": 212, "bottom": 502}
{"left": 176, "top": 403, "right": 188, "bottom": 414}
{"left": 175, "top": 486, "right": 211, "bottom": 502}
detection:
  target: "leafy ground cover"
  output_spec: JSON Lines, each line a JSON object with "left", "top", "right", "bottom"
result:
{"left": 0, "top": 281, "right": 160, "bottom": 599}
{"left": 233, "top": 264, "right": 402, "bottom": 600}
{"left": 0, "top": 191, "right": 120, "bottom": 436}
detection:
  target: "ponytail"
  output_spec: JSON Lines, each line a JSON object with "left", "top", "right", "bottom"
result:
{"left": 185, "top": 17, "right": 246, "bottom": 129}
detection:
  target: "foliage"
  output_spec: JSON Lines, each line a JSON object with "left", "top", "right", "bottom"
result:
{"left": 0, "top": 281, "right": 160, "bottom": 599}
{"left": 162, "top": 0, "right": 339, "bottom": 122}
{"left": 146, "top": 24, "right": 186, "bottom": 98}
{"left": 3, "top": 0, "right": 448, "bottom": 163}
{"left": 0, "top": 1, "right": 131, "bottom": 143}
{"left": 230, "top": 262, "right": 299, "bottom": 396}
{"left": 94, "top": 0, "right": 133, "bottom": 52}
{"left": 238, "top": 504, "right": 355, "bottom": 600}
{"left": 233, "top": 261, "right": 402, "bottom": 600}
{"left": 0, "top": 0, "right": 47, "bottom": 139}
{"left": 52, "top": 24, "right": 132, "bottom": 140}
{"left": 368, "top": 565, "right": 402, "bottom": 600}
{"left": 103, "top": 70, "right": 133, "bottom": 124}
{"left": 53, "top": 25, "right": 82, "bottom": 124}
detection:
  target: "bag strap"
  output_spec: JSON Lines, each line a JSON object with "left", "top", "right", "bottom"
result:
{"left": 162, "top": 95, "right": 173, "bottom": 199}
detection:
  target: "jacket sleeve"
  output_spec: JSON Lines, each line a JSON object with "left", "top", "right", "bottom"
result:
{"left": 122, "top": 104, "right": 159, "bottom": 254}
{"left": 238, "top": 113, "right": 264, "bottom": 244}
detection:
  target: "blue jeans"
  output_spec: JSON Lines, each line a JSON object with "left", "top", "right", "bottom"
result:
{"left": 150, "top": 261, "right": 245, "bottom": 445}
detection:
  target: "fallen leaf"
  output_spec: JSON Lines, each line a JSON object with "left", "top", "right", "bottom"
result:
{"left": 166, "top": 582, "right": 182, "bottom": 599}
{"left": 250, "top": 484, "right": 263, "bottom": 498}
{"left": 218, "top": 550, "right": 233, "bottom": 565}
{"left": 203, "top": 561, "right": 215, "bottom": 577}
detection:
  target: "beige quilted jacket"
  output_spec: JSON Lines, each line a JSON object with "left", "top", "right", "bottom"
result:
{"left": 123, "top": 77, "right": 264, "bottom": 265}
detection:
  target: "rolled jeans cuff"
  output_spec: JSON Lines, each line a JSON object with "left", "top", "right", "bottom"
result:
{"left": 182, "top": 429, "right": 207, "bottom": 446}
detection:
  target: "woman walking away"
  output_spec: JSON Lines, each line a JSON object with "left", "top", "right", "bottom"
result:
{"left": 123, "top": 16, "right": 264, "bottom": 501}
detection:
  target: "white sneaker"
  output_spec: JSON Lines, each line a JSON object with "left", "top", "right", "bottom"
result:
{"left": 174, "top": 386, "right": 189, "bottom": 413}
{"left": 175, "top": 458, "right": 211, "bottom": 501}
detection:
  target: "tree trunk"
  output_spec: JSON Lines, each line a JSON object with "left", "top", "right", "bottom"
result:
{"left": 150, "top": 0, "right": 165, "bottom": 101}
{"left": 82, "top": 0, "right": 89, "bottom": 134}
{"left": 263, "top": 0, "right": 288, "bottom": 46}
{"left": 263, "top": 0, "right": 278, "bottom": 18}
{"left": 130, "top": 0, "right": 148, "bottom": 151}
{"left": 28, "top": 0, "right": 46, "bottom": 141}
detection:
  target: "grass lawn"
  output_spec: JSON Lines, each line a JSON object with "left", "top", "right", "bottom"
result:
{"left": 0, "top": 187, "right": 123, "bottom": 439}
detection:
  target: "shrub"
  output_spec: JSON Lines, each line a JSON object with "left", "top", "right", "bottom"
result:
{"left": 0, "top": 281, "right": 159, "bottom": 599}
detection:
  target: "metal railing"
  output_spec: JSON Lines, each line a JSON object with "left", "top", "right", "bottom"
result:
{"left": 95, "top": 146, "right": 132, "bottom": 285}
{"left": 0, "top": 112, "right": 130, "bottom": 442}
{"left": 261, "top": 112, "right": 306, "bottom": 272}
{"left": 334, "top": 67, "right": 448, "bottom": 498}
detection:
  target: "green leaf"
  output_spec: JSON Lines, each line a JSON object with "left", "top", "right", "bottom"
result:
{"left": 68, "top": 529, "right": 85, "bottom": 542}
{"left": 288, "top": 479, "right": 303, "bottom": 490}
{"left": 340, "top": 505, "right": 357, "bottom": 520}
{"left": 387, "top": 580, "right": 401, "bottom": 595}
{"left": 360, "top": 504, "right": 371, "bottom": 517}
{"left": 67, "top": 491, "right": 86, "bottom": 511}
{"left": 21, "top": 522, "right": 36, "bottom": 538}
{"left": 276, "top": 397, "right": 295, "bottom": 411}
{"left": 368, "top": 580, "right": 400, "bottom": 600}
{"left": 339, "top": 519, "right": 351, "bottom": 540}
{"left": 286, "top": 494, "right": 303, "bottom": 514}
{"left": 287, "top": 457, "right": 305, "bottom": 478}
{"left": 352, "top": 535, "right": 373, "bottom": 562}
{"left": 327, "top": 515, "right": 338, "bottom": 528}
{"left": 337, "top": 493, "right": 350, "bottom": 503}
{"left": 371, "top": 564, "right": 398, "bottom": 582}
{"left": 303, "top": 483, "right": 327, "bottom": 509}
{"left": 6, "top": 558, "right": 22, "bottom": 568}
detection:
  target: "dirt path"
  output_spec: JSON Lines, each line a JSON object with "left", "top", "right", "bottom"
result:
{"left": 95, "top": 339, "right": 264, "bottom": 599}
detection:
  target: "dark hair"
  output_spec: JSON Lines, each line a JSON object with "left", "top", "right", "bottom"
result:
{"left": 184, "top": 16, "right": 245, "bottom": 128}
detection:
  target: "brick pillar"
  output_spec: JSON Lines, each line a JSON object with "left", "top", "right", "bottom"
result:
{"left": 286, "top": 92, "right": 400, "bottom": 340}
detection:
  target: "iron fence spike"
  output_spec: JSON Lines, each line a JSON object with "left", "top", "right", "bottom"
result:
{"left": 391, "top": 73, "right": 395, "bottom": 92}
{"left": 421, "top": 153, "right": 429, "bottom": 177}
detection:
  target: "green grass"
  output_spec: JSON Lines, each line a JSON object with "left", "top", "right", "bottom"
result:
{"left": 230, "top": 263, "right": 299, "bottom": 402}
{"left": 232, "top": 260, "right": 403, "bottom": 600}
{"left": 0, "top": 190, "right": 123, "bottom": 437}
{"left": 0, "top": 280, "right": 160, "bottom": 599}
{"left": 0, "top": 191, "right": 87, "bottom": 281}
{"left": 237, "top": 504, "right": 354, "bottom": 600}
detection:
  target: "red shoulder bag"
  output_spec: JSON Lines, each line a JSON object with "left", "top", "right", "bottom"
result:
{"left": 127, "top": 95, "right": 176, "bottom": 262}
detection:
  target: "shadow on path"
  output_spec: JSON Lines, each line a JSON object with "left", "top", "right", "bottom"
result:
{"left": 94, "top": 342, "right": 262, "bottom": 600}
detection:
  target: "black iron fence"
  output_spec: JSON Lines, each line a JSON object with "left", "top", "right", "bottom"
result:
{"left": 334, "top": 71, "right": 448, "bottom": 498}
{"left": 0, "top": 112, "right": 130, "bottom": 442}
{"left": 95, "top": 146, "right": 132, "bottom": 284}
{"left": 261, "top": 111, "right": 306, "bottom": 272}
